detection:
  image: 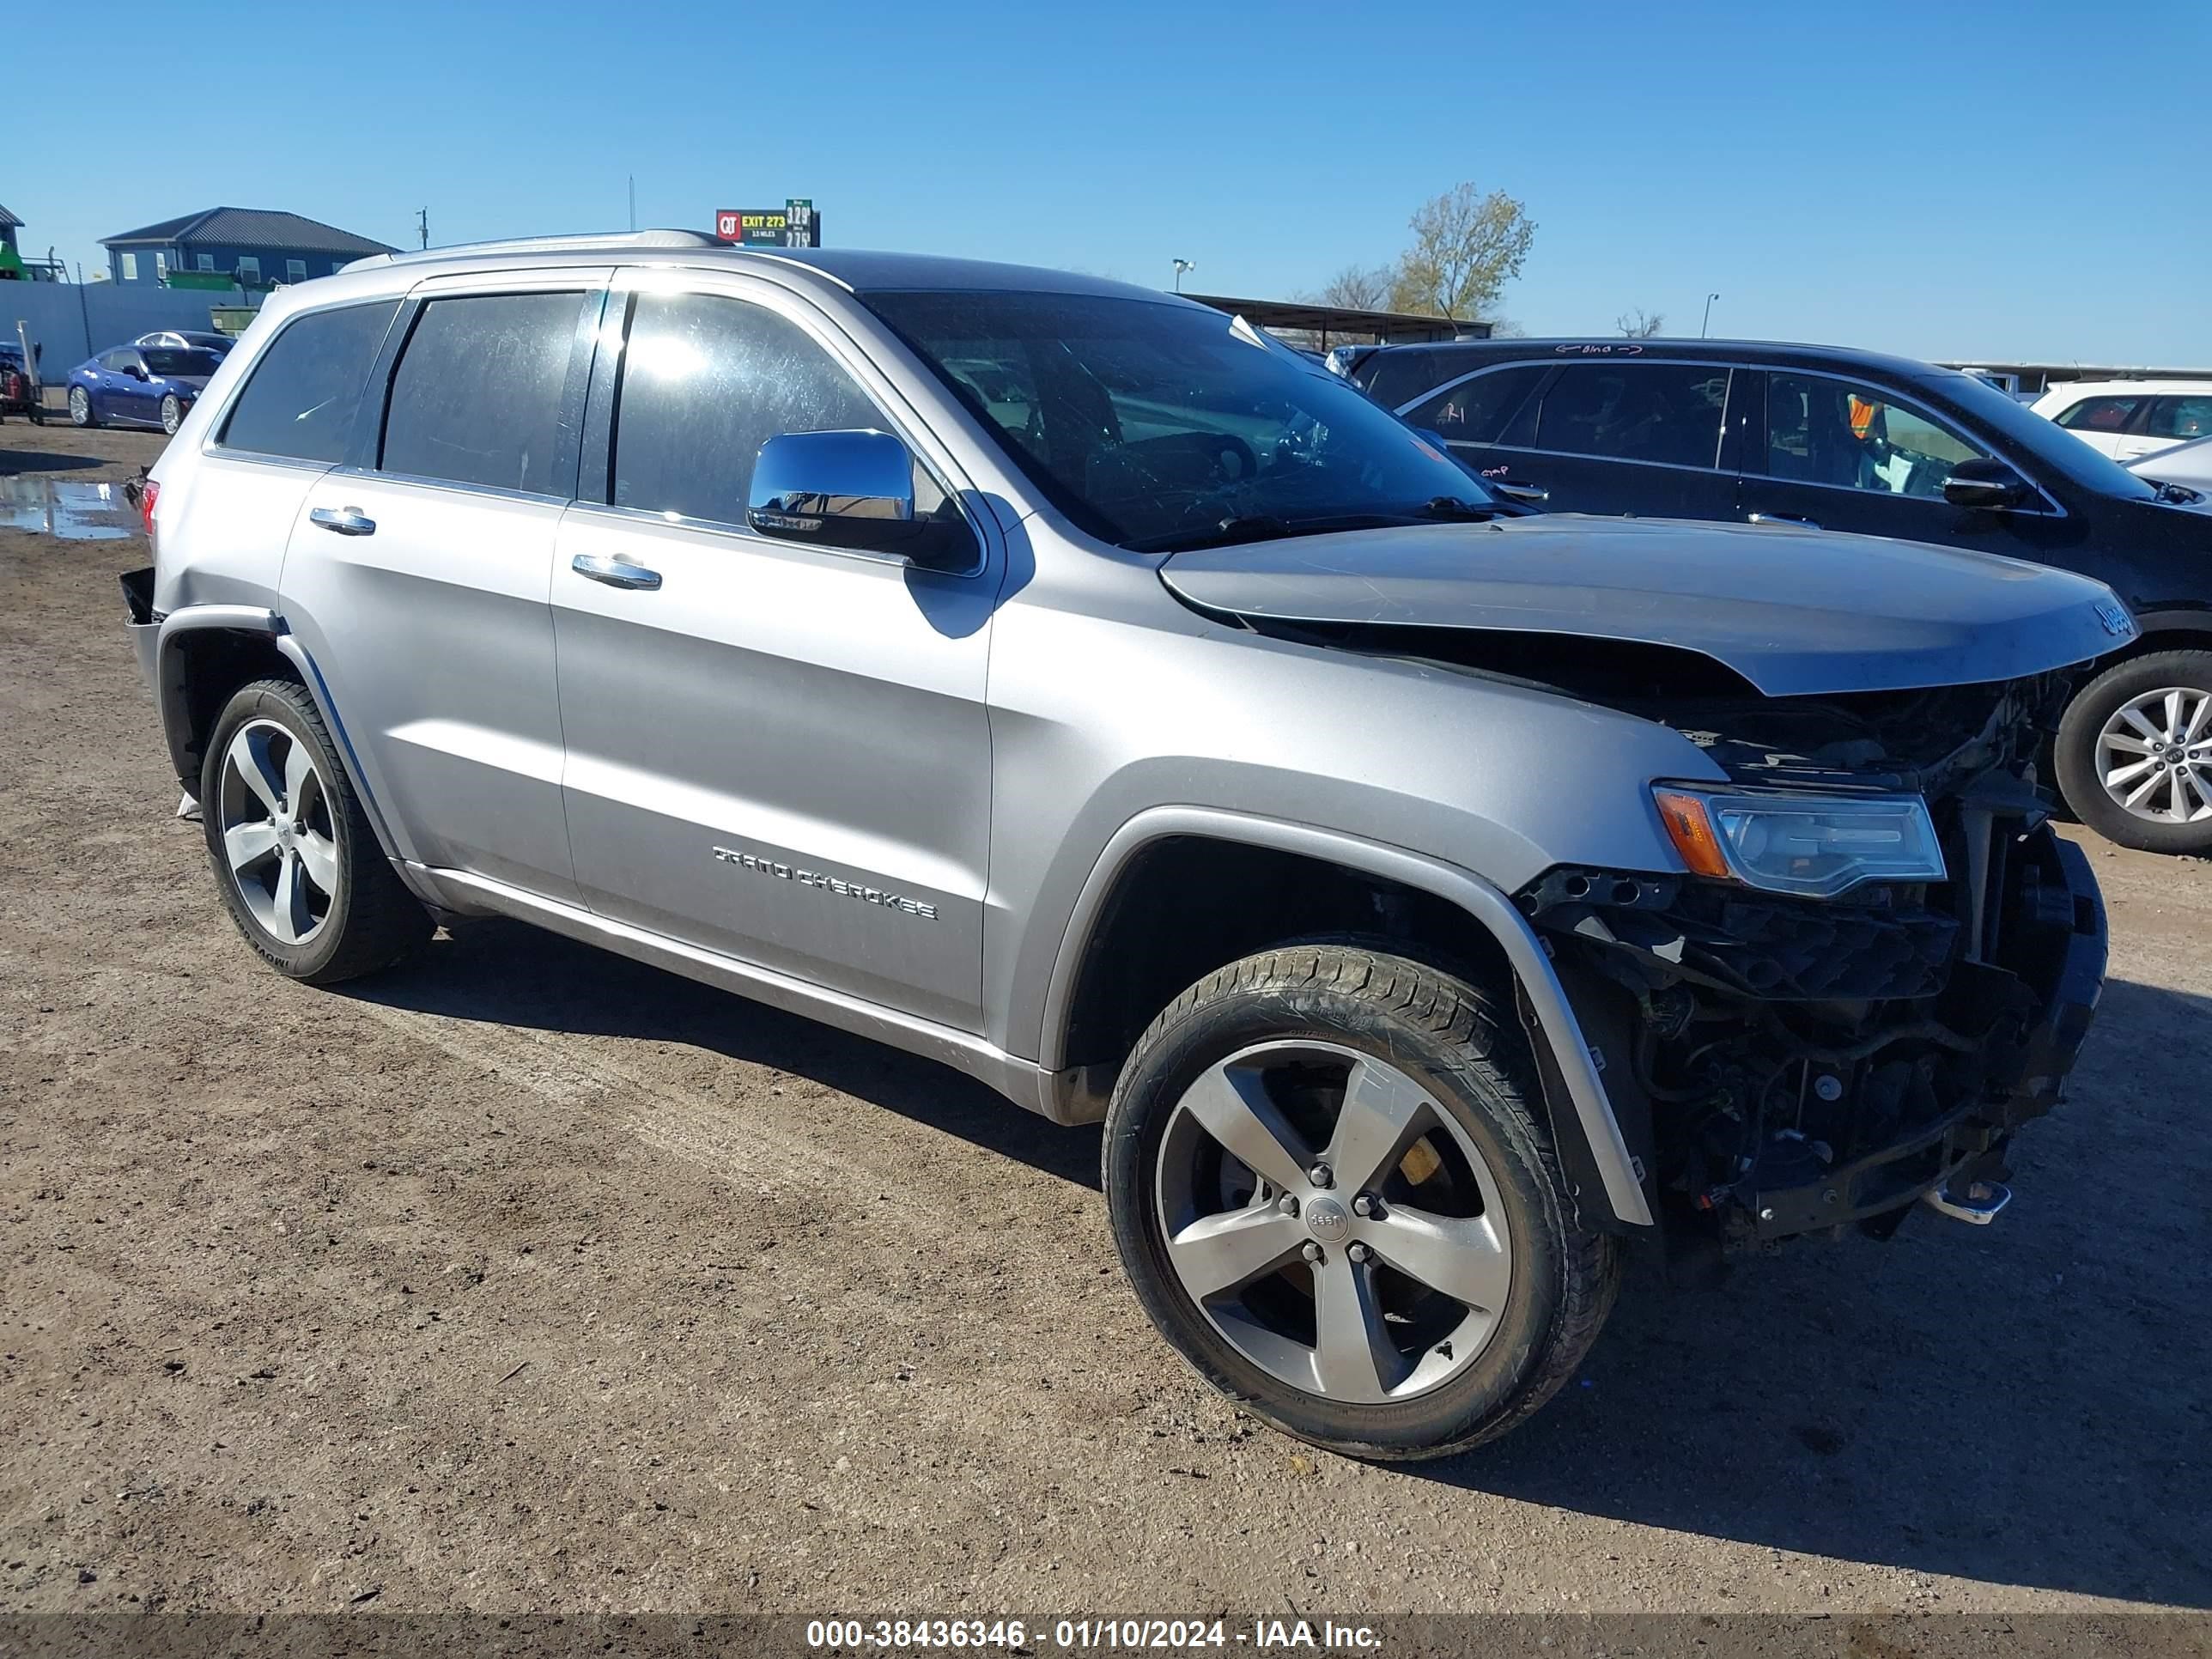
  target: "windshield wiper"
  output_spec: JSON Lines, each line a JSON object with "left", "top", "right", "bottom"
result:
{"left": 1415, "top": 495, "right": 1502, "bottom": 521}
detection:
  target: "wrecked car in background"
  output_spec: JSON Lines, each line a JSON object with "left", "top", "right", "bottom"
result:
{"left": 125, "top": 237, "right": 2119, "bottom": 1458}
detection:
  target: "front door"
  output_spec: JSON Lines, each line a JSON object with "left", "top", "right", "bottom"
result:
{"left": 1735, "top": 370, "right": 2074, "bottom": 565}
{"left": 551, "top": 275, "right": 997, "bottom": 1032}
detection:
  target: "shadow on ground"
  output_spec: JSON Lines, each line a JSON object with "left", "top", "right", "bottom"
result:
{"left": 0, "top": 444, "right": 107, "bottom": 472}
{"left": 348, "top": 915, "right": 1104, "bottom": 1189}
{"left": 355, "top": 926, "right": 2210, "bottom": 1606}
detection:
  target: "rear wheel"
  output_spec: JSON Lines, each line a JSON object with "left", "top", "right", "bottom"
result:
{"left": 68, "top": 386, "right": 96, "bottom": 428}
{"left": 2056, "top": 650, "right": 2212, "bottom": 856}
{"left": 160, "top": 393, "right": 184, "bottom": 435}
{"left": 200, "top": 678, "right": 432, "bottom": 983}
{"left": 1103, "top": 943, "right": 1620, "bottom": 1459}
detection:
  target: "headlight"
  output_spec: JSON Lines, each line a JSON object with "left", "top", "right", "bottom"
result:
{"left": 1651, "top": 785, "right": 1946, "bottom": 898}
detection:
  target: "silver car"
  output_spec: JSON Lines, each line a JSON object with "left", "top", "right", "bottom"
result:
{"left": 123, "top": 233, "right": 2122, "bottom": 1458}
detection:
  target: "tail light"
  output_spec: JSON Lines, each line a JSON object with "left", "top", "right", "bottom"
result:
{"left": 139, "top": 478, "right": 161, "bottom": 555}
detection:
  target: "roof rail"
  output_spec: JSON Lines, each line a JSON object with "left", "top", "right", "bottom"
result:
{"left": 342, "top": 228, "right": 726, "bottom": 273}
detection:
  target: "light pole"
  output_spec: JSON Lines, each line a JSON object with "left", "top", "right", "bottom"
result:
{"left": 1700, "top": 292, "right": 1720, "bottom": 338}
{"left": 1172, "top": 258, "right": 1195, "bottom": 293}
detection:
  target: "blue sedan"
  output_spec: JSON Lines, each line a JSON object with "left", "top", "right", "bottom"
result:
{"left": 66, "top": 343, "right": 224, "bottom": 435}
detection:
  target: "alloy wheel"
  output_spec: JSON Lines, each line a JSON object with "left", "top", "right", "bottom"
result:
{"left": 2097, "top": 686, "right": 2212, "bottom": 824}
{"left": 161, "top": 395, "right": 183, "bottom": 435}
{"left": 1153, "top": 1040, "right": 1513, "bottom": 1405}
{"left": 216, "top": 719, "right": 339, "bottom": 945}
{"left": 69, "top": 386, "right": 90, "bottom": 426}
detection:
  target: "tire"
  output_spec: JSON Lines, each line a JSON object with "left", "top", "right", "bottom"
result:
{"left": 68, "top": 385, "right": 96, "bottom": 428}
{"left": 160, "top": 393, "right": 183, "bottom": 436}
{"left": 2055, "top": 649, "right": 2212, "bottom": 856}
{"left": 199, "top": 678, "right": 433, "bottom": 984}
{"left": 1104, "top": 942, "right": 1620, "bottom": 1460}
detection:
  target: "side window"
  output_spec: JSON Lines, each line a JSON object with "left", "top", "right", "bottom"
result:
{"left": 2144, "top": 396, "right": 2212, "bottom": 442}
{"left": 1767, "top": 374, "right": 1988, "bottom": 498}
{"left": 2054, "top": 395, "right": 2141, "bottom": 433}
{"left": 1534, "top": 363, "right": 1729, "bottom": 468}
{"left": 611, "top": 290, "right": 951, "bottom": 526}
{"left": 380, "top": 292, "right": 584, "bottom": 494}
{"left": 220, "top": 302, "right": 399, "bottom": 462}
{"left": 1407, "top": 365, "right": 1547, "bottom": 446}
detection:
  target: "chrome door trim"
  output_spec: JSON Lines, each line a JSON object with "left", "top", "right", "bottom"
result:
{"left": 407, "top": 863, "right": 1086, "bottom": 1124}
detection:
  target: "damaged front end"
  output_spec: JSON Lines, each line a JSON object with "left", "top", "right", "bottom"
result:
{"left": 1518, "top": 671, "right": 2108, "bottom": 1256}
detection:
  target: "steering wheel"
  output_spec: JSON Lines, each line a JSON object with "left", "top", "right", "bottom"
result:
{"left": 1209, "top": 434, "right": 1259, "bottom": 484}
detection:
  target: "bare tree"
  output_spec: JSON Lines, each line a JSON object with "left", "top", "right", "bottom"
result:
{"left": 1616, "top": 308, "right": 1664, "bottom": 338}
{"left": 1312, "top": 264, "right": 1394, "bottom": 311}
{"left": 1388, "top": 184, "right": 1536, "bottom": 320}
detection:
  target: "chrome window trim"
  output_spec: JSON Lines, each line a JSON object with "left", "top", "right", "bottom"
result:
{"left": 1401, "top": 356, "right": 2067, "bottom": 516}
{"left": 562, "top": 496, "right": 981, "bottom": 578}
{"left": 592, "top": 265, "right": 994, "bottom": 580}
{"left": 326, "top": 465, "right": 574, "bottom": 511}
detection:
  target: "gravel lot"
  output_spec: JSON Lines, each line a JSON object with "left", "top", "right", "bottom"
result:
{"left": 3, "top": 422, "right": 2207, "bottom": 1621}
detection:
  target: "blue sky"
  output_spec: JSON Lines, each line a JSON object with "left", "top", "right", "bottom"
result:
{"left": 15, "top": 0, "right": 2209, "bottom": 362}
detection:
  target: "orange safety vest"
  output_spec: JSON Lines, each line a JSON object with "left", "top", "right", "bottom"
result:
{"left": 1848, "top": 394, "right": 1882, "bottom": 439}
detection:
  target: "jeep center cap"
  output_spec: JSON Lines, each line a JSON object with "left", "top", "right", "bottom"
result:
{"left": 1305, "top": 1195, "right": 1351, "bottom": 1243}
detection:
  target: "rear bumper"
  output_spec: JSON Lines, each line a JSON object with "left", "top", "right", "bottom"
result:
{"left": 1751, "top": 826, "right": 2106, "bottom": 1240}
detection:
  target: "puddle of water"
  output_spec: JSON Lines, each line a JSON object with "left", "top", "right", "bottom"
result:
{"left": 0, "top": 475, "right": 134, "bottom": 540}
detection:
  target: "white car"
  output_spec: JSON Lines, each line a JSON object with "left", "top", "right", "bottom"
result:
{"left": 2127, "top": 431, "right": 2212, "bottom": 501}
{"left": 2033, "top": 378, "right": 2212, "bottom": 463}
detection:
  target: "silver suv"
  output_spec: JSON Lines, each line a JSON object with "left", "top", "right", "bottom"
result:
{"left": 123, "top": 233, "right": 2122, "bottom": 1458}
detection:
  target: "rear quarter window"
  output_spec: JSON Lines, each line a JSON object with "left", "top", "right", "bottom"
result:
{"left": 218, "top": 301, "right": 400, "bottom": 463}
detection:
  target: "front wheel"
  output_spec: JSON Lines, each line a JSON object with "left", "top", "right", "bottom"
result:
{"left": 68, "top": 385, "right": 96, "bottom": 428}
{"left": 1103, "top": 943, "right": 1620, "bottom": 1460}
{"left": 2055, "top": 650, "right": 2212, "bottom": 855}
{"left": 160, "top": 393, "right": 184, "bottom": 435}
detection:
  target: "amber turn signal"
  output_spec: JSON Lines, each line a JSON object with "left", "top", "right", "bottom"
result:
{"left": 1652, "top": 788, "right": 1731, "bottom": 879}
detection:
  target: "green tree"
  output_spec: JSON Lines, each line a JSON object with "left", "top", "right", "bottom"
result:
{"left": 1388, "top": 184, "right": 1535, "bottom": 321}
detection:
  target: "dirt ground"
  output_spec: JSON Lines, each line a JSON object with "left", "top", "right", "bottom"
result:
{"left": 2, "top": 421, "right": 2207, "bottom": 1621}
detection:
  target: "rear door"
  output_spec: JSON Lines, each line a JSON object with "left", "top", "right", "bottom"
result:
{"left": 283, "top": 271, "right": 605, "bottom": 903}
{"left": 2045, "top": 392, "right": 2144, "bottom": 459}
{"left": 550, "top": 269, "right": 998, "bottom": 1031}
{"left": 1431, "top": 358, "right": 1740, "bottom": 520}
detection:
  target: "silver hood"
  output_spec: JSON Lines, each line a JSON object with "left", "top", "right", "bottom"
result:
{"left": 1158, "top": 514, "right": 2135, "bottom": 697}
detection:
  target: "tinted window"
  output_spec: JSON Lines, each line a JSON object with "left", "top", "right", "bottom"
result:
{"left": 1407, "top": 365, "right": 1547, "bottom": 446}
{"left": 2145, "top": 396, "right": 2212, "bottom": 442}
{"left": 1766, "top": 374, "right": 1987, "bottom": 498}
{"left": 220, "top": 301, "right": 398, "bottom": 463}
{"left": 381, "top": 293, "right": 583, "bottom": 493}
{"left": 99, "top": 350, "right": 134, "bottom": 372}
{"left": 610, "top": 292, "right": 945, "bottom": 526}
{"left": 141, "top": 348, "right": 222, "bottom": 376}
{"left": 2055, "top": 395, "right": 2141, "bottom": 433}
{"left": 1534, "top": 363, "right": 1729, "bottom": 468}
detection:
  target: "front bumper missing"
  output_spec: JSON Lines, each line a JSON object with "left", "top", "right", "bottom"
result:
{"left": 120, "top": 566, "right": 161, "bottom": 692}
{"left": 1747, "top": 827, "right": 2106, "bottom": 1241}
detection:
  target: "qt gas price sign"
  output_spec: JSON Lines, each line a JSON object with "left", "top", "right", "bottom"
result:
{"left": 714, "top": 200, "right": 820, "bottom": 247}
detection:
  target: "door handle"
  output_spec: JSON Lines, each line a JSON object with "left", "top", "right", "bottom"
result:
{"left": 571, "top": 552, "right": 662, "bottom": 591}
{"left": 1747, "top": 512, "right": 1820, "bottom": 530}
{"left": 308, "top": 505, "right": 376, "bottom": 537}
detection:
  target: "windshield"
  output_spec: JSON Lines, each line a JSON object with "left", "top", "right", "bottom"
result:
{"left": 1911, "top": 368, "right": 2159, "bottom": 502}
{"left": 864, "top": 289, "right": 1493, "bottom": 549}
{"left": 142, "top": 348, "right": 222, "bottom": 377}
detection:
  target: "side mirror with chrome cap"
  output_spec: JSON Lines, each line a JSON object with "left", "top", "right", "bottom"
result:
{"left": 1941, "top": 457, "right": 2029, "bottom": 511}
{"left": 747, "top": 429, "right": 974, "bottom": 571}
